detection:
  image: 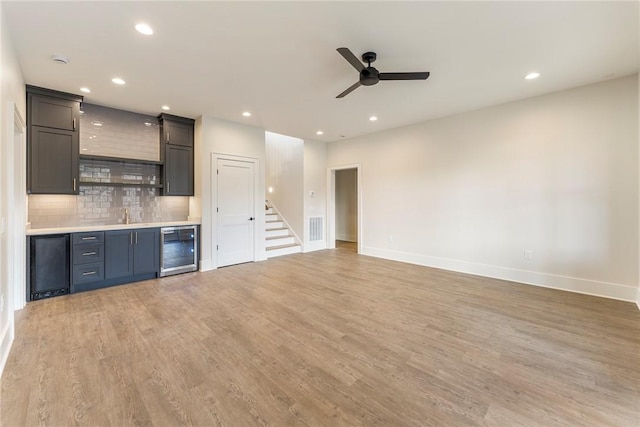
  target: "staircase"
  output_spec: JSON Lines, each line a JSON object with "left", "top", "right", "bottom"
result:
{"left": 265, "top": 201, "right": 301, "bottom": 258}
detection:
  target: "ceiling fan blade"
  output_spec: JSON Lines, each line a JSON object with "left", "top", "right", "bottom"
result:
{"left": 336, "top": 81, "right": 362, "bottom": 98}
{"left": 379, "top": 72, "right": 430, "bottom": 81}
{"left": 337, "top": 47, "right": 365, "bottom": 72}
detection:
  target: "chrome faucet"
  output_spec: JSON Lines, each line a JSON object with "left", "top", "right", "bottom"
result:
{"left": 123, "top": 208, "right": 130, "bottom": 224}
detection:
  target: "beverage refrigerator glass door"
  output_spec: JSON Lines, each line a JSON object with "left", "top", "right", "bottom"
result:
{"left": 160, "top": 225, "right": 198, "bottom": 277}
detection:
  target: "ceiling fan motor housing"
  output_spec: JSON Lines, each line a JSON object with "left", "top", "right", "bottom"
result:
{"left": 360, "top": 67, "right": 380, "bottom": 86}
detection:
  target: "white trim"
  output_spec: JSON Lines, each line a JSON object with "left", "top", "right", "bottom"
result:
{"left": 211, "top": 153, "right": 265, "bottom": 269}
{"left": 12, "top": 104, "right": 26, "bottom": 310}
{"left": 0, "top": 320, "right": 12, "bottom": 376}
{"left": 327, "top": 163, "right": 362, "bottom": 254}
{"left": 363, "top": 245, "right": 638, "bottom": 302}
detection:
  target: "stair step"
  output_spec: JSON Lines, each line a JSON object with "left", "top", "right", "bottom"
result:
{"left": 265, "top": 208, "right": 274, "bottom": 214}
{"left": 266, "top": 220, "right": 283, "bottom": 230}
{"left": 266, "top": 228, "right": 289, "bottom": 238}
{"left": 266, "top": 243, "right": 301, "bottom": 258}
{"left": 265, "top": 213, "right": 279, "bottom": 222}
{"left": 266, "top": 236, "right": 295, "bottom": 248}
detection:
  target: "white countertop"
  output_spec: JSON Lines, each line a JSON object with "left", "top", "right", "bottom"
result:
{"left": 26, "top": 220, "right": 201, "bottom": 236}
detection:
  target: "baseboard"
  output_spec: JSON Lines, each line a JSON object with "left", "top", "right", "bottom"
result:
{"left": 362, "top": 246, "right": 637, "bottom": 302}
{"left": 636, "top": 288, "right": 640, "bottom": 311}
{"left": 0, "top": 319, "right": 14, "bottom": 378}
{"left": 336, "top": 234, "right": 357, "bottom": 242}
{"left": 303, "top": 241, "right": 327, "bottom": 253}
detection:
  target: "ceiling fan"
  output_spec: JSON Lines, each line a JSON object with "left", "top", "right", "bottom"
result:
{"left": 335, "top": 47, "right": 430, "bottom": 98}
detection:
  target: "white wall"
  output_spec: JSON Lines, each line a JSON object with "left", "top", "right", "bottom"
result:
{"left": 0, "top": 4, "right": 26, "bottom": 376}
{"left": 303, "top": 139, "right": 327, "bottom": 252}
{"left": 327, "top": 75, "right": 639, "bottom": 301}
{"left": 265, "top": 131, "right": 304, "bottom": 240}
{"left": 335, "top": 168, "right": 357, "bottom": 242}
{"left": 193, "top": 116, "right": 267, "bottom": 270}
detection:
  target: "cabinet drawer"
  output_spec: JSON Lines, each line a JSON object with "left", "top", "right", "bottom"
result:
{"left": 73, "top": 231, "right": 104, "bottom": 244}
{"left": 73, "top": 243, "right": 104, "bottom": 265}
{"left": 72, "top": 262, "right": 104, "bottom": 284}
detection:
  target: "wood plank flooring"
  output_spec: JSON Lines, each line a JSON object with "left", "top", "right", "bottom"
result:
{"left": 2, "top": 247, "right": 639, "bottom": 426}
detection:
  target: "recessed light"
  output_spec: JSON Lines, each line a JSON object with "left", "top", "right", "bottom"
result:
{"left": 90, "top": 121, "right": 103, "bottom": 127}
{"left": 135, "top": 23, "right": 154, "bottom": 35}
{"left": 112, "top": 77, "right": 125, "bottom": 85}
{"left": 144, "top": 122, "right": 153, "bottom": 127}
{"left": 162, "top": 105, "right": 170, "bottom": 111}
{"left": 80, "top": 87, "right": 91, "bottom": 93}
{"left": 242, "top": 111, "right": 252, "bottom": 117}
{"left": 369, "top": 116, "right": 378, "bottom": 122}
{"left": 525, "top": 72, "right": 540, "bottom": 80}
{"left": 316, "top": 131, "right": 324, "bottom": 135}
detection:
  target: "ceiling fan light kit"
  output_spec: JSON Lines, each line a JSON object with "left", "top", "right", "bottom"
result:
{"left": 336, "top": 47, "right": 430, "bottom": 98}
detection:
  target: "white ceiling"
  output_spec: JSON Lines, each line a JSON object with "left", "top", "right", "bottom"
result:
{"left": 4, "top": 1, "right": 638, "bottom": 142}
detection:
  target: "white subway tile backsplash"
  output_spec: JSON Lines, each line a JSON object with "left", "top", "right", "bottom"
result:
{"left": 28, "top": 191, "right": 189, "bottom": 228}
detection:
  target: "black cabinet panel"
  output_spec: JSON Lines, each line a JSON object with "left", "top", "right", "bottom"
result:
{"left": 133, "top": 228, "right": 159, "bottom": 275}
{"left": 29, "top": 234, "right": 70, "bottom": 300}
{"left": 28, "top": 126, "right": 79, "bottom": 194}
{"left": 105, "top": 230, "right": 134, "bottom": 279}
{"left": 29, "top": 94, "right": 79, "bottom": 131}
{"left": 165, "top": 144, "right": 193, "bottom": 196}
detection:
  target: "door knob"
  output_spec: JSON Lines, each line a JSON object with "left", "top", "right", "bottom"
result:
{"left": 249, "top": 217, "right": 254, "bottom": 221}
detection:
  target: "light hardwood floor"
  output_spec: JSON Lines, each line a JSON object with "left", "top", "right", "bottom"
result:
{"left": 2, "top": 248, "right": 639, "bottom": 426}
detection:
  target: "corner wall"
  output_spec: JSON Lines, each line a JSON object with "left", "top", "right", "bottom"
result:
{"left": 0, "top": 3, "right": 26, "bottom": 376}
{"left": 327, "top": 75, "right": 639, "bottom": 301}
{"left": 303, "top": 139, "right": 327, "bottom": 252}
{"left": 194, "top": 116, "right": 267, "bottom": 271}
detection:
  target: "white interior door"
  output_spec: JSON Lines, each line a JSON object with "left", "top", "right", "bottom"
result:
{"left": 217, "top": 158, "right": 255, "bottom": 267}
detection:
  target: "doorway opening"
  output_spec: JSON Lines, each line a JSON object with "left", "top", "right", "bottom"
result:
{"left": 327, "top": 165, "right": 361, "bottom": 254}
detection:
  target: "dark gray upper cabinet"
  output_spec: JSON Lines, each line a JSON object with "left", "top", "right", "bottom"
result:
{"left": 28, "top": 126, "right": 79, "bottom": 194}
{"left": 159, "top": 114, "right": 194, "bottom": 196}
{"left": 105, "top": 228, "right": 159, "bottom": 280}
{"left": 27, "top": 86, "right": 82, "bottom": 194}
{"left": 165, "top": 145, "right": 193, "bottom": 195}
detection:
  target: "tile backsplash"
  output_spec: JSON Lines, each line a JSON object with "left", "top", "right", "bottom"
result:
{"left": 28, "top": 192, "right": 189, "bottom": 228}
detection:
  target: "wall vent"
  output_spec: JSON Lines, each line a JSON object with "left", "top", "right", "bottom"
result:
{"left": 309, "top": 217, "right": 323, "bottom": 242}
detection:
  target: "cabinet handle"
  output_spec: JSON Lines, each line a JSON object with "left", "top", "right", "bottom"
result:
{"left": 130, "top": 232, "right": 133, "bottom": 245}
{"left": 167, "top": 132, "right": 170, "bottom": 143}
{"left": 82, "top": 271, "right": 97, "bottom": 276}
{"left": 135, "top": 231, "right": 138, "bottom": 244}
{"left": 73, "top": 178, "right": 77, "bottom": 191}
{"left": 81, "top": 251, "right": 97, "bottom": 256}
{"left": 81, "top": 236, "right": 97, "bottom": 241}
{"left": 73, "top": 118, "right": 77, "bottom": 130}
{"left": 167, "top": 182, "right": 170, "bottom": 194}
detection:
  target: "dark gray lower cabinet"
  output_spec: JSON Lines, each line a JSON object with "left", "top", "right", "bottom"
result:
{"left": 105, "top": 228, "right": 159, "bottom": 280}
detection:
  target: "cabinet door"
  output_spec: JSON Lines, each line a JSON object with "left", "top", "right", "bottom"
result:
{"left": 29, "top": 94, "right": 79, "bottom": 131}
{"left": 105, "top": 230, "right": 134, "bottom": 279}
{"left": 28, "top": 126, "right": 79, "bottom": 194}
{"left": 164, "top": 120, "right": 193, "bottom": 147}
{"left": 164, "top": 144, "right": 193, "bottom": 196}
{"left": 133, "top": 228, "right": 159, "bottom": 275}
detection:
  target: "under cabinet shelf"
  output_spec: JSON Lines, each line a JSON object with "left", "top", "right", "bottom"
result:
{"left": 78, "top": 182, "right": 163, "bottom": 189}
{"left": 79, "top": 154, "right": 163, "bottom": 166}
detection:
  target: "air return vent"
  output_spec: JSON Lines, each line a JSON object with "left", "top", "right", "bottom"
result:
{"left": 309, "top": 217, "right": 323, "bottom": 242}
